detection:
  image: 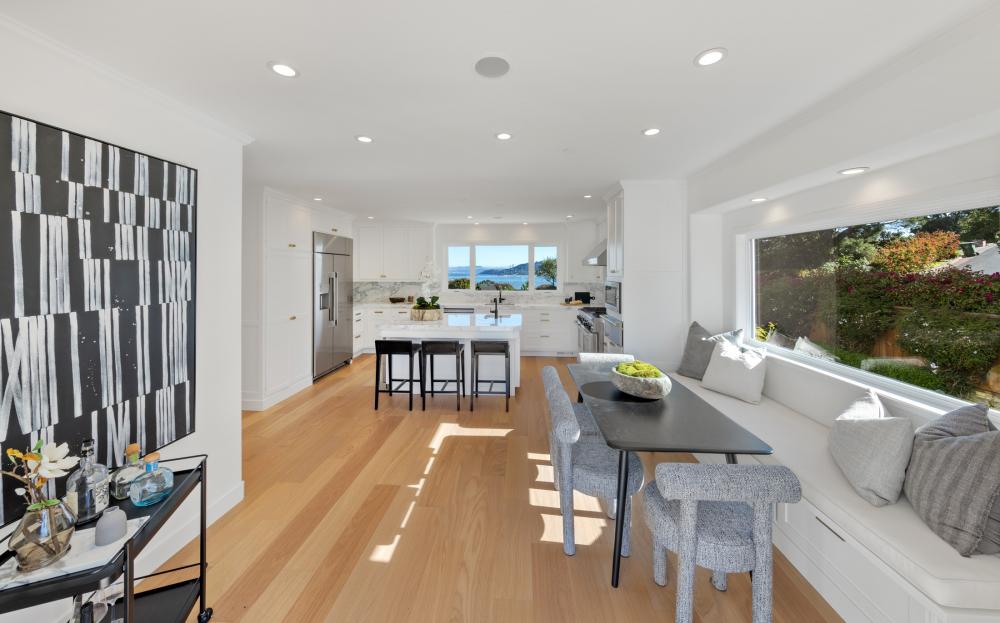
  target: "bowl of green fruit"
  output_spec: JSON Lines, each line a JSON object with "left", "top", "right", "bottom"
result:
{"left": 611, "top": 361, "right": 672, "bottom": 400}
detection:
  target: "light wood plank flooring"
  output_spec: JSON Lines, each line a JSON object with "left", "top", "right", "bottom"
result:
{"left": 155, "top": 355, "right": 842, "bottom": 622}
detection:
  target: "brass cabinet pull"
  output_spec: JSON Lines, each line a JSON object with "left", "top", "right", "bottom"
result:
{"left": 288, "top": 243, "right": 296, "bottom": 248}
{"left": 332, "top": 228, "right": 338, "bottom": 232}
{"left": 289, "top": 315, "right": 297, "bottom": 320}
{"left": 355, "top": 334, "right": 362, "bottom": 339}
{"left": 374, "top": 311, "right": 383, "bottom": 314}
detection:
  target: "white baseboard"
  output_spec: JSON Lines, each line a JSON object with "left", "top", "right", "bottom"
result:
{"left": 242, "top": 376, "right": 312, "bottom": 411}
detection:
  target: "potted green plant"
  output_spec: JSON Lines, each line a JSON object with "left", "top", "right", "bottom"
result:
{"left": 411, "top": 295, "right": 443, "bottom": 321}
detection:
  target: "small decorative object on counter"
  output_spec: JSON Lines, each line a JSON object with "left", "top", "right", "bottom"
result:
{"left": 65, "top": 439, "right": 110, "bottom": 524}
{"left": 94, "top": 507, "right": 128, "bottom": 546}
{"left": 389, "top": 296, "right": 406, "bottom": 304}
{"left": 129, "top": 452, "right": 174, "bottom": 507}
{"left": 611, "top": 360, "right": 673, "bottom": 400}
{"left": 411, "top": 295, "right": 443, "bottom": 321}
{"left": 2, "top": 439, "right": 80, "bottom": 571}
{"left": 110, "top": 443, "right": 143, "bottom": 500}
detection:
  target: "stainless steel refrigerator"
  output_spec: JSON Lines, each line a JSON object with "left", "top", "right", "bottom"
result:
{"left": 313, "top": 232, "right": 354, "bottom": 379}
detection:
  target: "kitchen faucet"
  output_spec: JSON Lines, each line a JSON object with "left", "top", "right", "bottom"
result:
{"left": 492, "top": 284, "right": 505, "bottom": 320}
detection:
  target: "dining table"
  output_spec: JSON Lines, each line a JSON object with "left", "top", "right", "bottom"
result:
{"left": 566, "top": 362, "right": 774, "bottom": 588}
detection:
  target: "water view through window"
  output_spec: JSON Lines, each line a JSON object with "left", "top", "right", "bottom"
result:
{"left": 753, "top": 205, "right": 999, "bottom": 404}
{"left": 446, "top": 244, "right": 560, "bottom": 291}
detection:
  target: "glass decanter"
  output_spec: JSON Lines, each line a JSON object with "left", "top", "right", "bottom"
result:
{"left": 65, "top": 439, "right": 110, "bottom": 523}
{"left": 110, "top": 443, "right": 143, "bottom": 500}
{"left": 128, "top": 452, "right": 174, "bottom": 507}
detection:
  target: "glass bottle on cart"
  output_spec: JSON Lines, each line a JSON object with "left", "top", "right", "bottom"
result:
{"left": 65, "top": 439, "right": 110, "bottom": 523}
{"left": 129, "top": 452, "right": 174, "bottom": 507}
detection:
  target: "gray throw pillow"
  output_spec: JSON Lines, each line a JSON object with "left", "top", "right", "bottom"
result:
{"left": 903, "top": 403, "right": 1000, "bottom": 556}
{"left": 676, "top": 322, "right": 742, "bottom": 380}
{"left": 829, "top": 391, "right": 913, "bottom": 507}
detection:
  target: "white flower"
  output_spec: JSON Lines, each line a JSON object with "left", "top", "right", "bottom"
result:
{"left": 28, "top": 442, "right": 80, "bottom": 479}
{"left": 14, "top": 487, "right": 25, "bottom": 497}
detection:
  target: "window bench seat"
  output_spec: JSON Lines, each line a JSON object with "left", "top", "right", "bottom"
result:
{"left": 670, "top": 356, "right": 1000, "bottom": 623}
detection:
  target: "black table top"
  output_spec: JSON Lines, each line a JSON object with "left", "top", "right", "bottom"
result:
{"left": 567, "top": 363, "right": 774, "bottom": 456}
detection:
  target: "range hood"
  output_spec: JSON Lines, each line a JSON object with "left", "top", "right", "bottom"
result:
{"left": 582, "top": 239, "right": 607, "bottom": 266}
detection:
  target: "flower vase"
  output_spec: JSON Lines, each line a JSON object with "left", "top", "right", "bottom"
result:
{"left": 7, "top": 502, "right": 76, "bottom": 571}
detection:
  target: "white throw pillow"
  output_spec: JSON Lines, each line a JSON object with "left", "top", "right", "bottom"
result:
{"left": 793, "top": 336, "right": 837, "bottom": 362}
{"left": 701, "top": 341, "right": 767, "bottom": 404}
{"left": 829, "top": 391, "right": 914, "bottom": 507}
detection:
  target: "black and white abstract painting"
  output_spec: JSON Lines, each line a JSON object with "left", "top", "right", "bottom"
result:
{"left": 0, "top": 111, "right": 197, "bottom": 524}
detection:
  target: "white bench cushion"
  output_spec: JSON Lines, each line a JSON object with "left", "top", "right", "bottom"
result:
{"left": 672, "top": 374, "right": 1000, "bottom": 611}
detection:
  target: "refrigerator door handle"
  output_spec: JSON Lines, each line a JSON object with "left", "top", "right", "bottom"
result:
{"left": 333, "top": 272, "right": 339, "bottom": 326}
{"left": 328, "top": 273, "right": 339, "bottom": 326}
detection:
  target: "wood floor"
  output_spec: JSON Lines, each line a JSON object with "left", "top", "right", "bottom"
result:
{"left": 155, "top": 355, "right": 842, "bottom": 622}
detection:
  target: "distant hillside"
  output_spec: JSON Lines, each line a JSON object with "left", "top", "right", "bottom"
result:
{"left": 478, "top": 262, "right": 531, "bottom": 276}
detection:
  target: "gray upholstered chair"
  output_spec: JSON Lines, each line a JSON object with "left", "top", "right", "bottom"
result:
{"left": 541, "top": 366, "right": 602, "bottom": 440}
{"left": 577, "top": 352, "right": 635, "bottom": 364}
{"left": 542, "top": 366, "right": 643, "bottom": 555}
{"left": 643, "top": 463, "right": 801, "bottom": 623}
{"left": 574, "top": 353, "right": 635, "bottom": 404}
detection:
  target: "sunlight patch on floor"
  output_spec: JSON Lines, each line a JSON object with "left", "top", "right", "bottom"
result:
{"left": 428, "top": 422, "right": 513, "bottom": 454}
{"left": 526, "top": 451, "right": 550, "bottom": 462}
{"left": 369, "top": 534, "right": 401, "bottom": 563}
{"left": 535, "top": 464, "right": 554, "bottom": 483}
{"left": 539, "top": 513, "right": 607, "bottom": 546}
{"left": 529, "top": 488, "right": 603, "bottom": 512}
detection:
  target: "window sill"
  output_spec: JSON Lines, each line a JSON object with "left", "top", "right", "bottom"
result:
{"left": 751, "top": 340, "right": 999, "bottom": 417}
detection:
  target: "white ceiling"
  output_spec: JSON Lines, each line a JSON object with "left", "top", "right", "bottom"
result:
{"left": 1, "top": 0, "right": 993, "bottom": 223}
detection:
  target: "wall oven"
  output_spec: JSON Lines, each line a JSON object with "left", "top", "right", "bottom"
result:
{"left": 602, "top": 314, "right": 623, "bottom": 354}
{"left": 604, "top": 281, "right": 621, "bottom": 317}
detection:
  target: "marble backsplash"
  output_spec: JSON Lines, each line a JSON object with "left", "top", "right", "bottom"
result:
{"left": 354, "top": 281, "right": 605, "bottom": 305}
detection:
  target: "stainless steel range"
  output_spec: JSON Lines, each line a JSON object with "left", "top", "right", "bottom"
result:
{"left": 576, "top": 306, "right": 607, "bottom": 354}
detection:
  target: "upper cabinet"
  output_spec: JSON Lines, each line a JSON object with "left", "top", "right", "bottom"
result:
{"left": 356, "top": 223, "right": 433, "bottom": 281}
{"left": 606, "top": 190, "right": 624, "bottom": 280}
{"left": 265, "top": 199, "right": 312, "bottom": 252}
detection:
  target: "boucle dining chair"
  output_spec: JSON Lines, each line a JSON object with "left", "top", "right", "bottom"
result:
{"left": 643, "top": 462, "right": 801, "bottom": 623}
{"left": 542, "top": 366, "right": 643, "bottom": 555}
{"left": 541, "top": 366, "right": 602, "bottom": 440}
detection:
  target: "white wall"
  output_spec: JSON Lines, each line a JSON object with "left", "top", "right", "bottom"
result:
{"left": 0, "top": 16, "right": 249, "bottom": 618}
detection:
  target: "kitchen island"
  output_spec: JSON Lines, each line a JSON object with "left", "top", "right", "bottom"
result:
{"left": 377, "top": 313, "right": 521, "bottom": 396}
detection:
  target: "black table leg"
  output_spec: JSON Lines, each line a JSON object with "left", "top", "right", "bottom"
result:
{"left": 611, "top": 449, "right": 629, "bottom": 587}
{"left": 725, "top": 453, "right": 737, "bottom": 465}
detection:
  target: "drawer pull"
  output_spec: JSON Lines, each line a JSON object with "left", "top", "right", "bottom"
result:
{"left": 374, "top": 311, "right": 383, "bottom": 314}
{"left": 332, "top": 228, "right": 338, "bottom": 232}
{"left": 288, "top": 243, "right": 296, "bottom": 248}
{"left": 541, "top": 319, "right": 551, "bottom": 322}
{"left": 355, "top": 334, "right": 362, "bottom": 339}
{"left": 815, "top": 517, "right": 845, "bottom": 542}
{"left": 289, "top": 315, "right": 297, "bottom": 320}
{"left": 540, "top": 335, "right": 550, "bottom": 338}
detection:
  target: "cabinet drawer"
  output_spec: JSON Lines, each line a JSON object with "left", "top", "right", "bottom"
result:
{"left": 780, "top": 498, "right": 908, "bottom": 621}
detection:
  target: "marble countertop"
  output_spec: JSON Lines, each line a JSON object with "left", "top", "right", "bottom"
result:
{"left": 379, "top": 313, "right": 522, "bottom": 334}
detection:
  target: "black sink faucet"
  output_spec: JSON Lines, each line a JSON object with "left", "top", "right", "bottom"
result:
{"left": 492, "top": 284, "right": 505, "bottom": 320}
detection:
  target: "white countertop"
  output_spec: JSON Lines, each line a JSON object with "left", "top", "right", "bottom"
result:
{"left": 378, "top": 313, "right": 522, "bottom": 336}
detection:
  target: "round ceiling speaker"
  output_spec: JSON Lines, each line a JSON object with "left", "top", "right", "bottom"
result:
{"left": 475, "top": 57, "right": 510, "bottom": 78}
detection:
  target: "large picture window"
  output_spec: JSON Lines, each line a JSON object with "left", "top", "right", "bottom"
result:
{"left": 752, "top": 205, "right": 999, "bottom": 404}
{"left": 446, "top": 244, "right": 560, "bottom": 291}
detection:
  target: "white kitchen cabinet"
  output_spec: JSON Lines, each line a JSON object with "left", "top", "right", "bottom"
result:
{"left": 355, "top": 224, "right": 433, "bottom": 281}
{"left": 520, "top": 307, "right": 577, "bottom": 355}
{"left": 311, "top": 206, "right": 352, "bottom": 238}
{"left": 263, "top": 253, "right": 311, "bottom": 395}
{"left": 606, "top": 191, "right": 624, "bottom": 280}
{"left": 265, "top": 199, "right": 312, "bottom": 252}
{"left": 382, "top": 226, "right": 409, "bottom": 279}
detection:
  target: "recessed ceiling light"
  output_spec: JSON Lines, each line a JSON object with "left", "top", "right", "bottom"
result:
{"left": 268, "top": 62, "right": 298, "bottom": 78}
{"left": 367, "top": 216, "right": 375, "bottom": 220}
{"left": 750, "top": 197, "right": 767, "bottom": 203}
{"left": 496, "top": 132, "right": 512, "bottom": 140}
{"left": 356, "top": 135, "right": 374, "bottom": 143}
{"left": 466, "top": 215, "right": 473, "bottom": 219}
{"left": 474, "top": 222, "right": 480, "bottom": 225}
{"left": 566, "top": 215, "right": 574, "bottom": 219}
{"left": 583, "top": 195, "right": 592, "bottom": 199}
{"left": 694, "top": 48, "right": 727, "bottom": 67}
{"left": 839, "top": 167, "right": 869, "bottom": 176}
{"left": 474, "top": 56, "right": 510, "bottom": 78}
{"left": 522, "top": 222, "right": 528, "bottom": 226}
{"left": 642, "top": 128, "right": 661, "bottom": 136}
{"left": 313, "top": 197, "right": 323, "bottom": 202}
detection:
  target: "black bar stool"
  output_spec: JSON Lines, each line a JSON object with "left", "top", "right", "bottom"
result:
{"left": 374, "top": 339, "right": 423, "bottom": 411}
{"left": 470, "top": 340, "right": 510, "bottom": 412}
{"left": 420, "top": 340, "right": 466, "bottom": 411}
